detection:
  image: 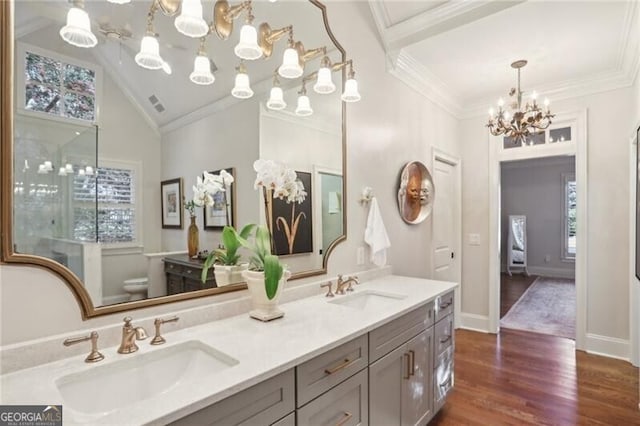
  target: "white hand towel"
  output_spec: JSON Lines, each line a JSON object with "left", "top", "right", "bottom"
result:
{"left": 364, "top": 197, "right": 391, "bottom": 267}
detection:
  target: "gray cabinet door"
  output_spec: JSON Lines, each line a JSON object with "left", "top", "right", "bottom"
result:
{"left": 402, "top": 329, "right": 433, "bottom": 426}
{"left": 369, "top": 344, "right": 406, "bottom": 426}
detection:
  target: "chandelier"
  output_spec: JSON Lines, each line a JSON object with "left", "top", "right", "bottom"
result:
{"left": 487, "top": 60, "right": 554, "bottom": 145}
{"left": 58, "top": 0, "right": 361, "bottom": 117}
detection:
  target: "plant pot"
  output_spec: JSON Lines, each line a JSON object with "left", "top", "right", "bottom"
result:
{"left": 214, "top": 263, "right": 248, "bottom": 287}
{"left": 187, "top": 216, "right": 199, "bottom": 258}
{"left": 242, "top": 269, "right": 292, "bottom": 322}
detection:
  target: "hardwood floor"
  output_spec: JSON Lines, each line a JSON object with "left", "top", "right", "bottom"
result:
{"left": 430, "top": 329, "right": 640, "bottom": 425}
{"left": 500, "top": 273, "right": 538, "bottom": 318}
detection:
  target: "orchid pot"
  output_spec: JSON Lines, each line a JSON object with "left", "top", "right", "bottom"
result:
{"left": 242, "top": 269, "right": 291, "bottom": 321}
{"left": 214, "top": 263, "right": 249, "bottom": 287}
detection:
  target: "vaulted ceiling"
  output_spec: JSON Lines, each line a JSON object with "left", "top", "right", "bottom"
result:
{"left": 370, "top": 0, "right": 640, "bottom": 118}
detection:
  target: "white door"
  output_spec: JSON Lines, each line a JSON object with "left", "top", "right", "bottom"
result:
{"left": 432, "top": 158, "right": 459, "bottom": 282}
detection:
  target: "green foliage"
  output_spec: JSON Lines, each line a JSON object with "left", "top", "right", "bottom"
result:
{"left": 201, "top": 224, "right": 256, "bottom": 283}
{"left": 263, "top": 254, "right": 283, "bottom": 300}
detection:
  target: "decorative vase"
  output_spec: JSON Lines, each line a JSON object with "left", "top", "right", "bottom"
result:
{"left": 242, "top": 269, "right": 291, "bottom": 321}
{"left": 214, "top": 263, "right": 249, "bottom": 287}
{"left": 187, "top": 216, "right": 199, "bottom": 258}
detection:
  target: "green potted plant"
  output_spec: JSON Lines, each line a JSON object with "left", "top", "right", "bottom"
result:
{"left": 201, "top": 224, "right": 255, "bottom": 286}
{"left": 238, "top": 224, "right": 290, "bottom": 321}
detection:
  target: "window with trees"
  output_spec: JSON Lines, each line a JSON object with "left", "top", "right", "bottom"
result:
{"left": 563, "top": 173, "right": 576, "bottom": 259}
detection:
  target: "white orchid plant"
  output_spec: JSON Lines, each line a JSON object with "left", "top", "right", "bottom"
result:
{"left": 253, "top": 159, "right": 307, "bottom": 255}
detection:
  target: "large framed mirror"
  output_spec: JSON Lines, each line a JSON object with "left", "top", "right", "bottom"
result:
{"left": 0, "top": 0, "right": 348, "bottom": 318}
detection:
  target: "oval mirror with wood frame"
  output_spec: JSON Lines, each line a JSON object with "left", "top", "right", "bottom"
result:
{"left": 0, "top": 0, "right": 349, "bottom": 318}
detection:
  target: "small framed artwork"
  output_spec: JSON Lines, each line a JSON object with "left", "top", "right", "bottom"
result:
{"left": 271, "top": 171, "right": 313, "bottom": 256}
{"left": 161, "top": 178, "right": 183, "bottom": 229}
{"left": 204, "top": 167, "right": 236, "bottom": 230}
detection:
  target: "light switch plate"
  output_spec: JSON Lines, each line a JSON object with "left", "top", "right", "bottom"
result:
{"left": 469, "top": 233, "right": 481, "bottom": 246}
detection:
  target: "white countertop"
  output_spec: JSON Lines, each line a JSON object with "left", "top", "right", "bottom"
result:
{"left": 0, "top": 275, "right": 457, "bottom": 425}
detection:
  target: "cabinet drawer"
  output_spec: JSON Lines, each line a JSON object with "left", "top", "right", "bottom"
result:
{"left": 296, "top": 334, "right": 368, "bottom": 407}
{"left": 165, "top": 262, "right": 184, "bottom": 274}
{"left": 434, "top": 346, "right": 454, "bottom": 413}
{"left": 272, "top": 412, "right": 295, "bottom": 426}
{"left": 434, "top": 314, "right": 454, "bottom": 358}
{"left": 435, "top": 291, "right": 454, "bottom": 323}
{"left": 369, "top": 303, "right": 433, "bottom": 362}
{"left": 296, "top": 369, "right": 368, "bottom": 426}
{"left": 167, "top": 275, "right": 183, "bottom": 295}
{"left": 170, "top": 369, "right": 294, "bottom": 426}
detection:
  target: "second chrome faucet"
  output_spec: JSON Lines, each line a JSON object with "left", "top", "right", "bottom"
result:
{"left": 117, "top": 317, "right": 148, "bottom": 354}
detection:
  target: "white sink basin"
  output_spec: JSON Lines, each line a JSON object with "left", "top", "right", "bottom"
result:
{"left": 328, "top": 290, "right": 407, "bottom": 310}
{"left": 55, "top": 340, "right": 238, "bottom": 415}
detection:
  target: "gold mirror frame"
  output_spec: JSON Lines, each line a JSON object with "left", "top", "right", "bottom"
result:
{"left": 0, "top": 0, "right": 347, "bottom": 319}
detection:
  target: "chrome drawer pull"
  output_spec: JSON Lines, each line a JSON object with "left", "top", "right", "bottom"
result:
{"left": 439, "top": 300, "right": 452, "bottom": 309}
{"left": 403, "top": 353, "right": 411, "bottom": 379}
{"left": 335, "top": 412, "right": 352, "bottom": 426}
{"left": 439, "top": 335, "right": 451, "bottom": 344}
{"left": 408, "top": 350, "right": 415, "bottom": 376}
{"left": 440, "top": 375, "right": 452, "bottom": 388}
{"left": 325, "top": 358, "right": 352, "bottom": 375}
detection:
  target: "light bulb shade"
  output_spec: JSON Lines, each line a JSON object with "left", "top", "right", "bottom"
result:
{"left": 234, "top": 25, "right": 263, "bottom": 60}
{"left": 190, "top": 55, "right": 215, "bottom": 85}
{"left": 65, "top": 163, "right": 74, "bottom": 173}
{"left": 174, "top": 0, "right": 209, "bottom": 38}
{"left": 278, "top": 48, "right": 303, "bottom": 79}
{"left": 266, "top": 87, "right": 286, "bottom": 110}
{"left": 85, "top": 166, "right": 94, "bottom": 176}
{"left": 135, "top": 35, "right": 163, "bottom": 70}
{"left": 60, "top": 7, "right": 97, "bottom": 48}
{"left": 341, "top": 78, "right": 361, "bottom": 102}
{"left": 162, "top": 61, "right": 172, "bottom": 75}
{"left": 58, "top": 167, "right": 68, "bottom": 176}
{"left": 78, "top": 169, "right": 86, "bottom": 176}
{"left": 44, "top": 161, "right": 53, "bottom": 171}
{"left": 231, "top": 72, "right": 254, "bottom": 99}
{"left": 295, "top": 95, "right": 313, "bottom": 116}
{"left": 38, "top": 164, "right": 47, "bottom": 174}
{"left": 314, "top": 67, "right": 335, "bottom": 94}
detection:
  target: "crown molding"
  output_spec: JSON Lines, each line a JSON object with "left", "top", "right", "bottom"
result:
{"left": 369, "top": 0, "right": 525, "bottom": 51}
{"left": 389, "top": 50, "right": 463, "bottom": 118}
{"left": 259, "top": 103, "right": 340, "bottom": 137}
{"left": 14, "top": 17, "right": 51, "bottom": 39}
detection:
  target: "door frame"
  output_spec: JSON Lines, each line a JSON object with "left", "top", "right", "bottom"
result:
{"left": 432, "top": 147, "right": 462, "bottom": 329}
{"left": 629, "top": 122, "right": 639, "bottom": 367}
{"left": 487, "top": 109, "right": 587, "bottom": 350}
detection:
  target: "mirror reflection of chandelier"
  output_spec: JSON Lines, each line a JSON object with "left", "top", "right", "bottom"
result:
{"left": 58, "top": 0, "right": 361, "bottom": 116}
{"left": 487, "top": 60, "right": 554, "bottom": 145}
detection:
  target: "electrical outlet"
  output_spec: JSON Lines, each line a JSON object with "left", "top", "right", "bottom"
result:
{"left": 544, "top": 254, "right": 551, "bottom": 263}
{"left": 357, "top": 247, "right": 365, "bottom": 265}
{"left": 469, "top": 233, "right": 481, "bottom": 246}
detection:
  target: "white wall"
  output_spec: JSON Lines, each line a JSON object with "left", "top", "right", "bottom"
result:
{"left": 0, "top": 1, "right": 460, "bottom": 346}
{"left": 161, "top": 100, "right": 260, "bottom": 254}
{"left": 461, "top": 86, "right": 636, "bottom": 344}
{"left": 500, "top": 156, "right": 576, "bottom": 278}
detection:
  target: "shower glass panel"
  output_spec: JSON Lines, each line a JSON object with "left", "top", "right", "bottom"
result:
{"left": 13, "top": 114, "right": 98, "bottom": 277}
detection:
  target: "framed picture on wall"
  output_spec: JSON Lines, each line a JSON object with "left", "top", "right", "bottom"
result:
{"left": 271, "top": 171, "right": 313, "bottom": 256}
{"left": 636, "top": 125, "right": 639, "bottom": 280}
{"left": 204, "top": 167, "right": 236, "bottom": 230}
{"left": 161, "top": 178, "right": 183, "bottom": 229}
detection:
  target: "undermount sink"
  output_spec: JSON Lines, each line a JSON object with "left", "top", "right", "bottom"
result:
{"left": 328, "top": 290, "right": 407, "bottom": 310}
{"left": 55, "top": 340, "right": 238, "bottom": 415}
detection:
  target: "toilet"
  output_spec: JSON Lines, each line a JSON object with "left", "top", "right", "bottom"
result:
{"left": 123, "top": 277, "right": 149, "bottom": 301}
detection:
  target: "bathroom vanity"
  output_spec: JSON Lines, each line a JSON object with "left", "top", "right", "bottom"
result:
{"left": 0, "top": 275, "right": 456, "bottom": 425}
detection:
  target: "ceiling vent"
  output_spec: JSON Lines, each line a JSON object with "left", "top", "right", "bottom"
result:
{"left": 148, "top": 94, "right": 165, "bottom": 114}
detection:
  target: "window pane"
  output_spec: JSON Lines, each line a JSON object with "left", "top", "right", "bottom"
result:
{"left": 503, "top": 133, "right": 546, "bottom": 149}
{"left": 98, "top": 208, "right": 135, "bottom": 243}
{"left": 63, "top": 92, "right": 95, "bottom": 121}
{"left": 63, "top": 64, "right": 96, "bottom": 95}
{"left": 97, "top": 168, "right": 134, "bottom": 204}
{"left": 25, "top": 84, "right": 61, "bottom": 114}
{"left": 567, "top": 180, "right": 576, "bottom": 255}
{"left": 550, "top": 127, "right": 572, "bottom": 143}
{"left": 25, "top": 52, "right": 60, "bottom": 85}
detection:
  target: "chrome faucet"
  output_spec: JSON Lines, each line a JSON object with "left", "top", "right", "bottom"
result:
{"left": 117, "top": 317, "right": 148, "bottom": 354}
{"left": 336, "top": 275, "right": 359, "bottom": 294}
